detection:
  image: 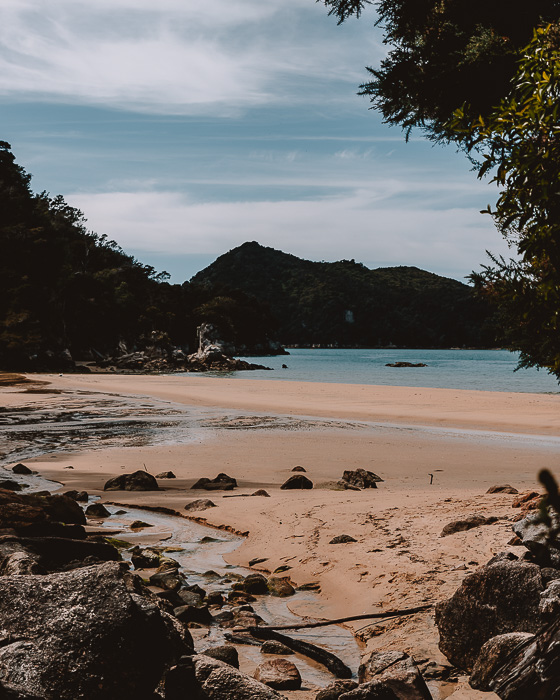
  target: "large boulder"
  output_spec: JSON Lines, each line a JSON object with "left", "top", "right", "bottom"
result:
{"left": 342, "top": 469, "right": 383, "bottom": 488}
{"left": 0, "top": 490, "right": 86, "bottom": 537}
{"left": 0, "top": 562, "right": 191, "bottom": 699}
{"left": 103, "top": 470, "right": 159, "bottom": 491}
{"left": 358, "top": 650, "right": 433, "bottom": 700}
{"left": 469, "top": 632, "right": 535, "bottom": 691}
{"left": 435, "top": 557, "right": 546, "bottom": 670}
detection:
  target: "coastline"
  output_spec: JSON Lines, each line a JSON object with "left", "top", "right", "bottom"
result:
{"left": 3, "top": 373, "right": 558, "bottom": 698}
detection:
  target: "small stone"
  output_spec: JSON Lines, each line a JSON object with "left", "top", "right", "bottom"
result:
{"left": 329, "top": 534, "right": 357, "bottom": 544}
{"left": 85, "top": 502, "right": 111, "bottom": 518}
{"left": 12, "top": 463, "right": 32, "bottom": 475}
{"left": 315, "top": 680, "right": 359, "bottom": 700}
{"left": 280, "top": 475, "right": 313, "bottom": 490}
{"left": 130, "top": 520, "right": 153, "bottom": 529}
{"left": 267, "top": 577, "right": 295, "bottom": 597}
{"left": 252, "top": 489, "right": 271, "bottom": 497}
{"left": 440, "top": 514, "right": 497, "bottom": 537}
{"left": 487, "top": 485, "right": 519, "bottom": 494}
{"left": 341, "top": 468, "right": 383, "bottom": 488}
{"left": 254, "top": 658, "right": 302, "bottom": 690}
{"left": 156, "top": 471, "right": 176, "bottom": 478}
{"left": 242, "top": 573, "right": 269, "bottom": 595}
{"left": 184, "top": 498, "right": 216, "bottom": 512}
{"left": 292, "top": 466, "right": 306, "bottom": 472}
{"left": 249, "top": 557, "right": 268, "bottom": 567}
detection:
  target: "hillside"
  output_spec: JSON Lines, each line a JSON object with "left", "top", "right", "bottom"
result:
{"left": 191, "top": 242, "right": 496, "bottom": 348}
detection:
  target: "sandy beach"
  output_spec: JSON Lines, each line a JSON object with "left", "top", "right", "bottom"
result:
{"left": 2, "top": 372, "right": 559, "bottom": 699}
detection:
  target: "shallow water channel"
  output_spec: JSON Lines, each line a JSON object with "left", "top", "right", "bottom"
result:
{"left": 97, "top": 502, "right": 361, "bottom": 690}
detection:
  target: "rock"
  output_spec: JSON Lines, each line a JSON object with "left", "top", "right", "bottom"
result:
{"left": 0, "top": 562, "right": 191, "bottom": 699}
{"left": 64, "top": 490, "right": 88, "bottom": 502}
{"left": 85, "top": 502, "right": 111, "bottom": 518}
{"left": 130, "top": 520, "right": 153, "bottom": 529}
{"left": 11, "top": 464, "right": 32, "bottom": 475}
{"left": 252, "top": 489, "right": 271, "bottom": 497}
{"left": 435, "top": 558, "right": 546, "bottom": 670}
{"left": 486, "top": 484, "right": 519, "bottom": 494}
{"left": 486, "top": 616, "right": 560, "bottom": 699}
{"left": 175, "top": 589, "right": 203, "bottom": 607}
{"left": 103, "top": 470, "right": 159, "bottom": 491}
{"left": 342, "top": 469, "right": 383, "bottom": 488}
{"left": 261, "top": 640, "right": 294, "bottom": 655}
{"left": 539, "top": 579, "right": 560, "bottom": 619}
{"left": 249, "top": 557, "right": 268, "bottom": 567}
{"left": 316, "top": 680, "right": 359, "bottom": 700}
{"left": 469, "top": 632, "right": 535, "bottom": 691}
{"left": 440, "top": 513, "right": 498, "bottom": 536}
{"left": 254, "top": 658, "right": 302, "bottom": 690}
{"left": 280, "top": 475, "right": 313, "bottom": 490}
{"left": 0, "top": 679, "right": 46, "bottom": 699}
{"left": 206, "top": 591, "right": 224, "bottom": 606}
{"left": 191, "top": 473, "right": 237, "bottom": 490}
{"left": 512, "top": 491, "right": 540, "bottom": 508}
{"left": 131, "top": 546, "right": 161, "bottom": 569}
{"left": 0, "top": 535, "right": 120, "bottom": 575}
{"left": 193, "top": 654, "right": 283, "bottom": 698}
{"left": 156, "top": 471, "right": 176, "bottom": 478}
{"left": 358, "top": 650, "right": 433, "bottom": 699}
{"left": 512, "top": 509, "right": 560, "bottom": 567}
{"left": 242, "top": 573, "right": 269, "bottom": 594}
{"left": 0, "top": 490, "right": 86, "bottom": 537}
{"left": 184, "top": 499, "right": 217, "bottom": 512}
{"left": 203, "top": 645, "right": 240, "bottom": 668}
{"left": 339, "top": 679, "right": 415, "bottom": 698}
{"left": 329, "top": 534, "right": 357, "bottom": 544}
{"left": 174, "top": 604, "right": 213, "bottom": 625}
{"left": 0, "top": 480, "right": 23, "bottom": 491}
{"left": 292, "top": 466, "right": 306, "bottom": 472}
{"left": 267, "top": 577, "right": 295, "bottom": 597}
{"left": 149, "top": 569, "right": 185, "bottom": 591}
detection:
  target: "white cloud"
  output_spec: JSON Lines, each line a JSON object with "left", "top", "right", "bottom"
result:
{"left": 0, "top": 0, "right": 382, "bottom": 114}
{"left": 66, "top": 185, "right": 505, "bottom": 278}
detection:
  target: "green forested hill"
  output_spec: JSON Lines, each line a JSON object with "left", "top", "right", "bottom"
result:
{"left": 191, "top": 242, "right": 496, "bottom": 348}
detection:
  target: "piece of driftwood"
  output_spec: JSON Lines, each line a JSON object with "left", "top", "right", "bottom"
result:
{"left": 488, "top": 616, "right": 560, "bottom": 699}
{"left": 243, "top": 604, "right": 432, "bottom": 632}
{"left": 248, "top": 627, "right": 352, "bottom": 678}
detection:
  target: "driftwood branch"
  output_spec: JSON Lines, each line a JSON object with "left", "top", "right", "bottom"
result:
{"left": 242, "top": 604, "right": 432, "bottom": 632}
{"left": 247, "top": 627, "right": 352, "bottom": 678}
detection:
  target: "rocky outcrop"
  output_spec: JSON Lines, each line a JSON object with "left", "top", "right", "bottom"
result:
{"left": 185, "top": 323, "right": 273, "bottom": 372}
{"left": 435, "top": 556, "right": 546, "bottom": 670}
{"left": 0, "top": 562, "right": 191, "bottom": 699}
{"left": 103, "top": 470, "right": 159, "bottom": 491}
{"left": 342, "top": 469, "right": 383, "bottom": 488}
{"left": 0, "top": 489, "right": 86, "bottom": 537}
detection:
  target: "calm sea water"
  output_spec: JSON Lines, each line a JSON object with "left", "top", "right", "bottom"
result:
{"left": 232, "top": 348, "right": 560, "bottom": 394}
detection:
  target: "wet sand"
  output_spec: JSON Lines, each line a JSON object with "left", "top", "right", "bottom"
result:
{"left": 2, "top": 372, "right": 559, "bottom": 699}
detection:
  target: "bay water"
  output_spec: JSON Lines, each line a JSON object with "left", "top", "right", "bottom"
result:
{"left": 233, "top": 348, "right": 560, "bottom": 393}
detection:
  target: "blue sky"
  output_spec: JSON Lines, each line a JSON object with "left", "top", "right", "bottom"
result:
{"left": 1, "top": 0, "right": 506, "bottom": 283}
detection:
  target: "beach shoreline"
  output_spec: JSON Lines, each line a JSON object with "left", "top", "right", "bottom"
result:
{"left": 3, "top": 372, "right": 558, "bottom": 698}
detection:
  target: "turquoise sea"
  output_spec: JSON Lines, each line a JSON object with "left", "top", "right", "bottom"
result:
{"left": 232, "top": 348, "right": 560, "bottom": 394}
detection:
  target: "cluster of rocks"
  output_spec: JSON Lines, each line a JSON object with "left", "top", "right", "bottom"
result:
{"left": 93, "top": 323, "right": 274, "bottom": 373}
{"left": 434, "top": 489, "right": 560, "bottom": 698}
{"left": 280, "top": 468, "right": 383, "bottom": 492}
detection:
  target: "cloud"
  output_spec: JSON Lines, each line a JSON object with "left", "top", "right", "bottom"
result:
{"left": 0, "top": 0, "right": 382, "bottom": 114}
{"left": 66, "top": 185, "right": 505, "bottom": 279}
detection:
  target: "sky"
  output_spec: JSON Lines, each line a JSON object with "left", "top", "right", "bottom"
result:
{"left": 1, "top": 0, "right": 508, "bottom": 283}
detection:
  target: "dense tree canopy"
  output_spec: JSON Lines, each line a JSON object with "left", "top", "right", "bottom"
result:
{"left": 322, "top": 0, "right": 560, "bottom": 140}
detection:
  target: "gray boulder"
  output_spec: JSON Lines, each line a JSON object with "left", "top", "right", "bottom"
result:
{"left": 469, "top": 632, "right": 535, "bottom": 691}
{"left": 103, "top": 470, "right": 159, "bottom": 491}
{"left": 435, "top": 558, "right": 545, "bottom": 670}
{"left": 359, "top": 650, "right": 433, "bottom": 699}
{"left": 0, "top": 562, "right": 191, "bottom": 699}
{"left": 193, "top": 654, "right": 283, "bottom": 698}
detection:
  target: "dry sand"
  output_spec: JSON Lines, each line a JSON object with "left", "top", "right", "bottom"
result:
{"left": 2, "top": 372, "right": 559, "bottom": 699}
